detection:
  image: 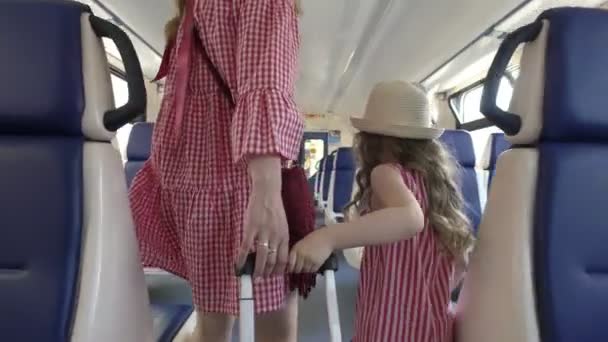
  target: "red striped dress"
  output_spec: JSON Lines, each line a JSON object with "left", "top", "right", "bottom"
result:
{"left": 128, "top": 0, "right": 302, "bottom": 315}
{"left": 353, "top": 164, "right": 455, "bottom": 342}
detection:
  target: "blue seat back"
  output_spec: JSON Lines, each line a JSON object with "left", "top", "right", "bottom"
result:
{"left": 315, "top": 157, "right": 326, "bottom": 195}
{"left": 322, "top": 153, "right": 336, "bottom": 202}
{"left": 440, "top": 130, "right": 482, "bottom": 232}
{"left": 485, "top": 133, "right": 510, "bottom": 187}
{"left": 0, "top": 1, "right": 153, "bottom": 341}
{"left": 525, "top": 9, "right": 608, "bottom": 341}
{"left": 332, "top": 148, "right": 355, "bottom": 213}
{"left": 0, "top": 2, "right": 88, "bottom": 339}
{"left": 457, "top": 8, "right": 608, "bottom": 342}
{"left": 125, "top": 122, "right": 153, "bottom": 187}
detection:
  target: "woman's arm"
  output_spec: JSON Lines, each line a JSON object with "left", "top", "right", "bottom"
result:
{"left": 237, "top": 155, "right": 289, "bottom": 278}
{"left": 232, "top": 0, "right": 302, "bottom": 277}
{"left": 325, "top": 164, "right": 424, "bottom": 250}
{"left": 230, "top": 0, "right": 302, "bottom": 165}
{"left": 247, "top": 156, "right": 282, "bottom": 192}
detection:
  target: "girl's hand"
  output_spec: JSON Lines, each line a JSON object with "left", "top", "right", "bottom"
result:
{"left": 288, "top": 229, "right": 334, "bottom": 274}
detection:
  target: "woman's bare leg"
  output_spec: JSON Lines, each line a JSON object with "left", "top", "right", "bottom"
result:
{"left": 190, "top": 311, "right": 235, "bottom": 342}
{"left": 188, "top": 292, "right": 297, "bottom": 342}
{"left": 255, "top": 292, "right": 299, "bottom": 342}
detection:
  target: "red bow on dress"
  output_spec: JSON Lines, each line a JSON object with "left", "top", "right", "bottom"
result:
{"left": 151, "top": 39, "right": 175, "bottom": 83}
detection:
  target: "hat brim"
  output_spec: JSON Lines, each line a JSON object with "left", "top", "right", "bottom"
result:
{"left": 350, "top": 117, "right": 444, "bottom": 140}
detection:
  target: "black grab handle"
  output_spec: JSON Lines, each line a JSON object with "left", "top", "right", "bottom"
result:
{"left": 89, "top": 15, "right": 147, "bottom": 131}
{"left": 236, "top": 253, "right": 339, "bottom": 277}
{"left": 480, "top": 19, "right": 543, "bottom": 136}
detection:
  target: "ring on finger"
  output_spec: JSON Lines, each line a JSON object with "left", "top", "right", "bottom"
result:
{"left": 257, "top": 241, "right": 270, "bottom": 249}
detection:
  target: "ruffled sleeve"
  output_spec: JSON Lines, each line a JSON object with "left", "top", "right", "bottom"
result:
{"left": 231, "top": 0, "right": 303, "bottom": 164}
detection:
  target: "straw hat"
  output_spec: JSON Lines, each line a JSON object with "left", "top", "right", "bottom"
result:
{"left": 351, "top": 81, "right": 444, "bottom": 139}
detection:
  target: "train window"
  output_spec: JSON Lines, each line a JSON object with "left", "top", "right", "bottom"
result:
{"left": 304, "top": 139, "right": 325, "bottom": 178}
{"left": 111, "top": 74, "right": 129, "bottom": 107}
{"left": 111, "top": 74, "right": 133, "bottom": 161}
{"left": 511, "top": 68, "right": 520, "bottom": 79}
{"left": 450, "top": 76, "right": 515, "bottom": 156}
{"left": 451, "top": 76, "right": 513, "bottom": 124}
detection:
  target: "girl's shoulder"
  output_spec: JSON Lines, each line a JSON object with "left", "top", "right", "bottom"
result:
{"left": 370, "top": 163, "right": 408, "bottom": 189}
{"left": 372, "top": 162, "right": 407, "bottom": 177}
{"left": 374, "top": 163, "right": 419, "bottom": 187}
{"left": 374, "top": 162, "right": 417, "bottom": 174}
{"left": 370, "top": 163, "right": 423, "bottom": 203}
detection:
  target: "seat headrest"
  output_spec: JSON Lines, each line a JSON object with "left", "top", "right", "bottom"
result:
{"left": 0, "top": 1, "right": 90, "bottom": 136}
{"left": 335, "top": 147, "right": 355, "bottom": 170}
{"left": 484, "top": 7, "right": 608, "bottom": 145}
{"left": 439, "top": 130, "right": 476, "bottom": 167}
{"left": 127, "top": 123, "right": 154, "bottom": 160}
{"left": 0, "top": 0, "right": 144, "bottom": 140}
{"left": 481, "top": 133, "right": 510, "bottom": 169}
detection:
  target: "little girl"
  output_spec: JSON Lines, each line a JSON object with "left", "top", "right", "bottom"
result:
{"left": 289, "top": 81, "right": 475, "bottom": 341}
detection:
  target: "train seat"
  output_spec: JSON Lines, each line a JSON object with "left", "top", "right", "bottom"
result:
{"left": 0, "top": 1, "right": 152, "bottom": 341}
{"left": 125, "top": 122, "right": 154, "bottom": 187}
{"left": 456, "top": 7, "right": 608, "bottom": 342}
{"left": 440, "top": 130, "right": 483, "bottom": 233}
{"left": 313, "top": 157, "right": 326, "bottom": 203}
{"left": 314, "top": 157, "right": 326, "bottom": 207}
{"left": 481, "top": 132, "right": 510, "bottom": 191}
{"left": 320, "top": 152, "right": 336, "bottom": 209}
{"left": 325, "top": 147, "right": 355, "bottom": 224}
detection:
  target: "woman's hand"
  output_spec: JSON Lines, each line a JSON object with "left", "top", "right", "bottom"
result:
{"left": 288, "top": 229, "right": 334, "bottom": 274}
{"left": 237, "top": 156, "right": 289, "bottom": 278}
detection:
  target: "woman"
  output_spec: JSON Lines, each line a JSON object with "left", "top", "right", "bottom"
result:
{"left": 129, "top": 0, "right": 303, "bottom": 341}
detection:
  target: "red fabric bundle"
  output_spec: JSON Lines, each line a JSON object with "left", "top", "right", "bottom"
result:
{"left": 282, "top": 166, "right": 317, "bottom": 298}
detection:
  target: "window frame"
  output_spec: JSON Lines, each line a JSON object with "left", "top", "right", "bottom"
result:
{"left": 447, "top": 70, "right": 517, "bottom": 132}
{"left": 448, "top": 78, "right": 485, "bottom": 130}
{"left": 110, "top": 65, "right": 127, "bottom": 80}
{"left": 110, "top": 70, "right": 146, "bottom": 123}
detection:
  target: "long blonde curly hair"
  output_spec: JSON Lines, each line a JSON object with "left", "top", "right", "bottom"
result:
{"left": 344, "top": 132, "right": 475, "bottom": 259}
{"left": 165, "top": 0, "right": 302, "bottom": 42}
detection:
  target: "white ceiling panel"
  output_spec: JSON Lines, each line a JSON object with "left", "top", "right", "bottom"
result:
{"left": 90, "top": 0, "right": 542, "bottom": 116}
{"left": 90, "top": 0, "right": 171, "bottom": 54}
{"left": 423, "top": 0, "right": 608, "bottom": 93}
{"left": 314, "top": 0, "right": 527, "bottom": 116}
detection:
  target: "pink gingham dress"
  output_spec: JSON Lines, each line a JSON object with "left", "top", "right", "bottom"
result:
{"left": 129, "top": 0, "right": 303, "bottom": 314}
{"left": 353, "top": 164, "right": 455, "bottom": 341}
